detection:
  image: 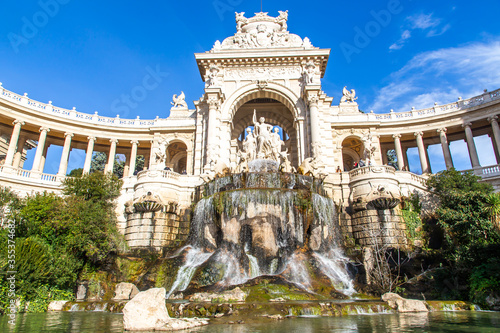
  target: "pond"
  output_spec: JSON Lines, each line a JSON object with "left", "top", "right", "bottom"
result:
{"left": 1, "top": 311, "right": 500, "bottom": 332}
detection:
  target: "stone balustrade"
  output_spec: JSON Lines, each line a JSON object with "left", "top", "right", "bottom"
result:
{"left": 1, "top": 83, "right": 499, "bottom": 129}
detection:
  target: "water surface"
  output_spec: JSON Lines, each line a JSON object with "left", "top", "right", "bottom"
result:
{"left": 1, "top": 311, "right": 499, "bottom": 332}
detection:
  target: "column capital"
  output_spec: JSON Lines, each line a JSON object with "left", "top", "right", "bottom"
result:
{"left": 39, "top": 127, "right": 50, "bottom": 133}
{"left": 109, "top": 138, "right": 119, "bottom": 144}
{"left": 87, "top": 136, "right": 96, "bottom": 141}
{"left": 437, "top": 128, "right": 447, "bottom": 134}
{"left": 64, "top": 132, "right": 74, "bottom": 138}
{"left": 392, "top": 134, "right": 401, "bottom": 139}
{"left": 488, "top": 115, "right": 498, "bottom": 124}
{"left": 207, "top": 97, "right": 220, "bottom": 109}
{"left": 130, "top": 140, "right": 140, "bottom": 145}
{"left": 307, "top": 94, "right": 319, "bottom": 107}
{"left": 414, "top": 131, "right": 423, "bottom": 137}
{"left": 13, "top": 120, "right": 25, "bottom": 126}
{"left": 462, "top": 122, "right": 472, "bottom": 128}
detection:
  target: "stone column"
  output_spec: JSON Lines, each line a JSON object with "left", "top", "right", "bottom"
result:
{"left": 83, "top": 136, "right": 96, "bottom": 174}
{"left": 414, "top": 132, "right": 430, "bottom": 173}
{"left": 463, "top": 122, "right": 480, "bottom": 168}
{"left": 308, "top": 94, "right": 321, "bottom": 157}
{"left": 488, "top": 116, "right": 500, "bottom": 161}
{"left": 105, "top": 139, "right": 118, "bottom": 173}
{"left": 437, "top": 128, "right": 454, "bottom": 170}
{"left": 12, "top": 136, "right": 27, "bottom": 169}
{"left": 40, "top": 144, "right": 50, "bottom": 173}
{"left": 32, "top": 127, "right": 50, "bottom": 172}
{"left": 58, "top": 132, "right": 73, "bottom": 176}
{"left": 205, "top": 97, "right": 220, "bottom": 170}
{"left": 5, "top": 120, "right": 24, "bottom": 167}
{"left": 393, "top": 134, "right": 405, "bottom": 171}
{"left": 129, "top": 140, "right": 139, "bottom": 175}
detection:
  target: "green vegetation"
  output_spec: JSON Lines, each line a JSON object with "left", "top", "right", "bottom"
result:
{"left": 0, "top": 172, "right": 124, "bottom": 314}
{"left": 89, "top": 152, "right": 144, "bottom": 178}
{"left": 426, "top": 169, "right": 500, "bottom": 308}
{"left": 400, "top": 193, "right": 423, "bottom": 241}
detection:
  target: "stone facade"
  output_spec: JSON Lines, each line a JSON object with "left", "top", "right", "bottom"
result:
{"left": 0, "top": 12, "right": 500, "bottom": 250}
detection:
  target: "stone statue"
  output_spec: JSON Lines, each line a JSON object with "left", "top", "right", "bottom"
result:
{"left": 271, "top": 127, "right": 284, "bottom": 161}
{"left": 253, "top": 110, "right": 274, "bottom": 159}
{"left": 276, "top": 10, "right": 288, "bottom": 31}
{"left": 298, "top": 156, "right": 326, "bottom": 178}
{"left": 235, "top": 12, "right": 248, "bottom": 33}
{"left": 171, "top": 91, "right": 188, "bottom": 108}
{"left": 340, "top": 86, "right": 358, "bottom": 103}
{"left": 205, "top": 65, "right": 220, "bottom": 87}
{"left": 153, "top": 138, "right": 169, "bottom": 169}
{"left": 304, "top": 61, "right": 316, "bottom": 84}
{"left": 363, "top": 133, "right": 376, "bottom": 165}
{"left": 279, "top": 151, "right": 295, "bottom": 173}
{"left": 235, "top": 151, "right": 249, "bottom": 173}
{"left": 242, "top": 128, "right": 256, "bottom": 161}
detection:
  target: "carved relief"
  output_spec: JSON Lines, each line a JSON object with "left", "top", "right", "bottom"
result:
{"left": 224, "top": 66, "right": 302, "bottom": 80}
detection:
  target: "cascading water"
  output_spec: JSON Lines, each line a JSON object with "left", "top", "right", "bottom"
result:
{"left": 167, "top": 169, "right": 356, "bottom": 299}
{"left": 166, "top": 247, "right": 213, "bottom": 298}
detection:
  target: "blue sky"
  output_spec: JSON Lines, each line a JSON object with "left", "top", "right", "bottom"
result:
{"left": 1, "top": 0, "right": 500, "bottom": 174}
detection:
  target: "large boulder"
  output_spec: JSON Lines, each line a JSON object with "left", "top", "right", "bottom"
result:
{"left": 123, "top": 287, "right": 209, "bottom": 331}
{"left": 113, "top": 282, "right": 139, "bottom": 301}
{"left": 382, "top": 292, "right": 429, "bottom": 312}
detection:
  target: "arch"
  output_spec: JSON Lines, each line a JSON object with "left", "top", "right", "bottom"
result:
{"left": 222, "top": 81, "right": 305, "bottom": 122}
{"left": 166, "top": 140, "right": 188, "bottom": 173}
{"left": 342, "top": 136, "right": 364, "bottom": 171}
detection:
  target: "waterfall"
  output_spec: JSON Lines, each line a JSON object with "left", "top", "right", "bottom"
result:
{"left": 166, "top": 247, "right": 213, "bottom": 298}
{"left": 282, "top": 253, "right": 312, "bottom": 290}
{"left": 314, "top": 250, "right": 356, "bottom": 296}
{"left": 245, "top": 244, "right": 261, "bottom": 279}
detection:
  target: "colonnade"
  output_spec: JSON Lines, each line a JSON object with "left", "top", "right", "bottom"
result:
{"left": 388, "top": 117, "right": 500, "bottom": 173}
{"left": 1, "top": 120, "right": 150, "bottom": 177}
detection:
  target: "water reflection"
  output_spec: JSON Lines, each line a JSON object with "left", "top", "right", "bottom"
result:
{"left": 1, "top": 311, "right": 499, "bottom": 332}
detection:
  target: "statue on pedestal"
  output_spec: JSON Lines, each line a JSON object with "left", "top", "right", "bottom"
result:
{"left": 237, "top": 110, "right": 285, "bottom": 163}
{"left": 340, "top": 86, "right": 358, "bottom": 103}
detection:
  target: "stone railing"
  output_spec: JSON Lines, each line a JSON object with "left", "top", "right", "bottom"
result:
{"left": 136, "top": 169, "right": 181, "bottom": 181}
{"left": 0, "top": 84, "right": 195, "bottom": 128}
{"left": 2, "top": 83, "right": 499, "bottom": 129}
{"left": 462, "top": 164, "right": 500, "bottom": 179}
{"left": 348, "top": 165, "right": 396, "bottom": 178}
{"left": 0, "top": 165, "right": 63, "bottom": 183}
{"left": 333, "top": 88, "right": 500, "bottom": 123}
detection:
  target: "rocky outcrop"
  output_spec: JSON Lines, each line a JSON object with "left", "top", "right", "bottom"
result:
{"left": 123, "top": 287, "right": 208, "bottom": 331}
{"left": 188, "top": 287, "right": 248, "bottom": 303}
{"left": 382, "top": 292, "right": 429, "bottom": 312}
{"left": 113, "top": 282, "right": 139, "bottom": 301}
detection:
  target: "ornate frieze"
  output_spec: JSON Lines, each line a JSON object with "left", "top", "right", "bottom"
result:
{"left": 224, "top": 66, "right": 302, "bottom": 80}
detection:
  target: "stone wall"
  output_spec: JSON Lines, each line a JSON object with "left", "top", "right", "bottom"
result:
{"left": 351, "top": 208, "right": 407, "bottom": 248}
{"left": 125, "top": 209, "right": 190, "bottom": 250}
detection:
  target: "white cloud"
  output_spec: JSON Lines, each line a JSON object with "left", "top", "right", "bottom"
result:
{"left": 408, "top": 13, "right": 440, "bottom": 30}
{"left": 389, "top": 13, "right": 450, "bottom": 50}
{"left": 389, "top": 30, "right": 411, "bottom": 50}
{"left": 371, "top": 40, "right": 500, "bottom": 112}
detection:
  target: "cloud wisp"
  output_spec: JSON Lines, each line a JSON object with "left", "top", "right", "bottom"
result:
{"left": 389, "top": 13, "right": 450, "bottom": 50}
{"left": 370, "top": 40, "right": 500, "bottom": 113}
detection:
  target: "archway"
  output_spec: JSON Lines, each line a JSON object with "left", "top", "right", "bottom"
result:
{"left": 166, "top": 141, "right": 187, "bottom": 173}
{"left": 342, "top": 136, "right": 364, "bottom": 171}
{"left": 230, "top": 98, "right": 298, "bottom": 167}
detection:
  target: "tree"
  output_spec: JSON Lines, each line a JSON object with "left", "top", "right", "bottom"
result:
{"left": 386, "top": 149, "right": 398, "bottom": 169}
{"left": 89, "top": 152, "right": 145, "bottom": 178}
{"left": 426, "top": 169, "right": 500, "bottom": 306}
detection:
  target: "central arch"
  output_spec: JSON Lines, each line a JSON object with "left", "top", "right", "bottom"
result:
{"left": 223, "top": 83, "right": 306, "bottom": 168}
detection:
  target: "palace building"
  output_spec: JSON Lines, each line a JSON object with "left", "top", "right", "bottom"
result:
{"left": 1, "top": 12, "right": 499, "bottom": 250}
